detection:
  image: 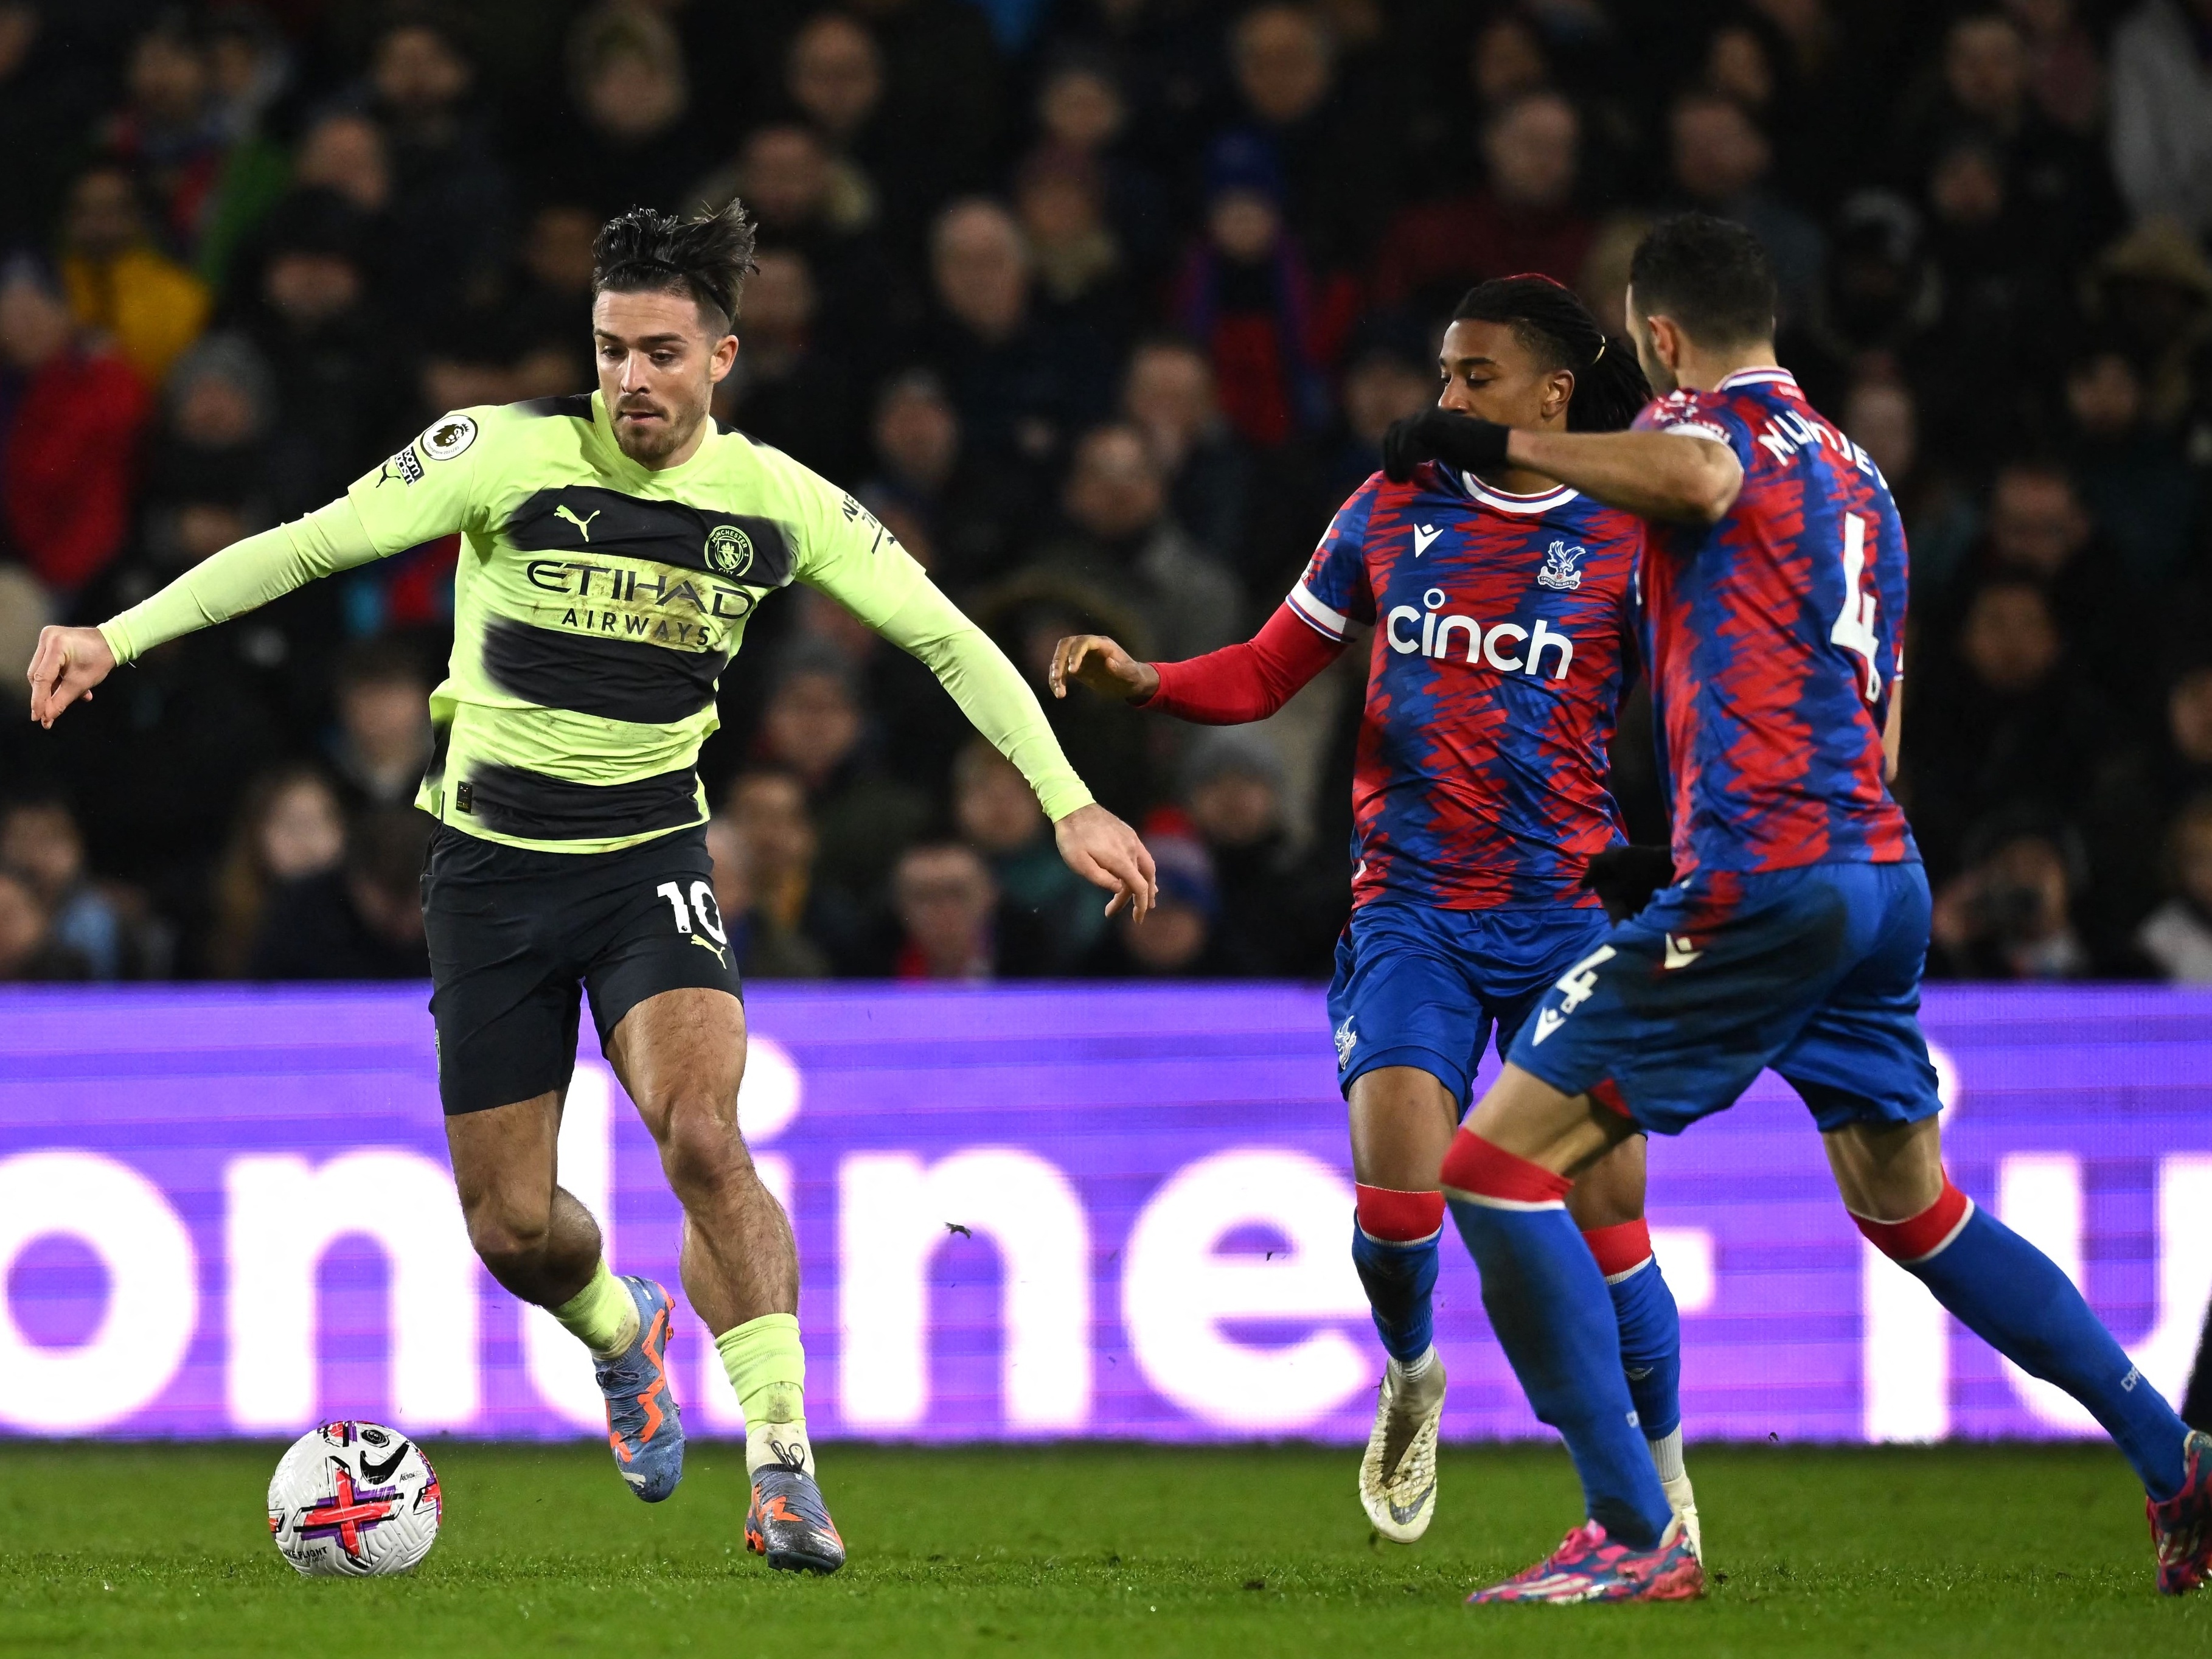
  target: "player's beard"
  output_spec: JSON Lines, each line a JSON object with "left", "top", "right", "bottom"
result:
{"left": 612, "top": 393, "right": 702, "bottom": 464}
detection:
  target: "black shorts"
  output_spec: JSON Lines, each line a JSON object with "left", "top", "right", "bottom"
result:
{"left": 420, "top": 823, "right": 742, "bottom": 1115}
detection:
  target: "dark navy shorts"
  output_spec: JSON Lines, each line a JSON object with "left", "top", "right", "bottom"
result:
{"left": 1505, "top": 859, "right": 1942, "bottom": 1136}
{"left": 420, "top": 823, "right": 742, "bottom": 1115}
{"left": 1326, "top": 900, "right": 1616, "bottom": 1113}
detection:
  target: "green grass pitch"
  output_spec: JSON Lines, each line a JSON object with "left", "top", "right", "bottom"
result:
{"left": 0, "top": 1441, "right": 2202, "bottom": 1657}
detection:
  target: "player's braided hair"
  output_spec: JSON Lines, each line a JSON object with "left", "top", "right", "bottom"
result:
{"left": 1452, "top": 274, "right": 1652, "bottom": 433}
{"left": 591, "top": 199, "right": 759, "bottom": 332}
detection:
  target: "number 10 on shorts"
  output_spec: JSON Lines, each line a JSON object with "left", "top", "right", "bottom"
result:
{"left": 655, "top": 880, "right": 729, "bottom": 944}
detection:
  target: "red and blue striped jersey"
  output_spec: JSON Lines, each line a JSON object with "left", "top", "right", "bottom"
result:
{"left": 1635, "top": 367, "right": 1918, "bottom": 877}
{"left": 1292, "top": 463, "right": 1643, "bottom": 910}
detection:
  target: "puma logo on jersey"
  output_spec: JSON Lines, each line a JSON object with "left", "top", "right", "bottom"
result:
{"left": 1663, "top": 934, "right": 1701, "bottom": 970}
{"left": 1411, "top": 524, "right": 1442, "bottom": 557}
{"left": 555, "top": 504, "right": 602, "bottom": 540}
{"left": 690, "top": 934, "right": 729, "bottom": 970}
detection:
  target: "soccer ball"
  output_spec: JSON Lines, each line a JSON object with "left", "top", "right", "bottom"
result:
{"left": 267, "top": 1421, "right": 442, "bottom": 1577}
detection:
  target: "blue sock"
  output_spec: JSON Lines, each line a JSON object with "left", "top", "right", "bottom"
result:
{"left": 1350, "top": 1221, "right": 1439, "bottom": 1365}
{"left": 1606, "top": 1259, "right": 1683, "bottom": 1441}
{"left": 1891, "top": 1198, "right": 2188, "bottom": 1501}
{"left": 1445, "top": 1189, "right": 1675, "bottom": 1547}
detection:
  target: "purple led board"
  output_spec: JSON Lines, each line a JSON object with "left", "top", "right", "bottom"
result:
{"left": 1, "top": 984, "right": 2207, "bottom": 1442}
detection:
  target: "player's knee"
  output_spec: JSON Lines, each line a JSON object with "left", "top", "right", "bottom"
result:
{"left": 654, "top": 1090, "right": 748, "bottom": 1193}
{"left": 462, "top": 1194, "right": 554, "bottom": 1273}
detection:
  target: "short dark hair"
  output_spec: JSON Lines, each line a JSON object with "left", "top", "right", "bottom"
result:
{"left": 592, "top": 200, "right": 759, "bottom": 332}
{"left": 1627, "top": 213, "right": 1776, "bottom": 348}
{"left": 1452, "top": 274, "right": 1652, "bottom": 432}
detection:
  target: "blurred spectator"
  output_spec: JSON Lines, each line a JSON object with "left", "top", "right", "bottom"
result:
{"left": 1371, "top": 91, "right": 1593, "bottom": 320}
{"left": 756, "top": 646, "right": 931, "bottom": 903}
{"left": 2083, "top": 217, "right": 2212, "bottom": 437}
{"left": 1929, "top": 814, "right": 2101, "bottom": 979}
{"left": 886, "top": 841, "right": 1049, "bottom": 980}
{"left": 1221, "top": 1, "right": 1386, "bottom": 268}
{"left": 2064, "top": 343, "right": 2201, "bottom": 589}
{"left": 715, "top": 247, "right": 861, "bottom": 479}
{"left": 703, "top": 123, "right": 890, "bottom": 343}
{"left": 0, "top": 795, "right": 147, "bottom": 980}
{"left": 205, "top": 767, "right": 347, "bottom": 979}
{"left": 0, "top": 866, "right": 88, "bottom": 982}
{"left": 0, "top": 254, "right": 150, "bottom": 597}
{"left": 2083, "top": 663, "right": 2212, "bottom": 940}
{"left": 1014, "top": 145, "right": 1134, "bottom": 346}
{"left": 1172, "top": 133, "right": 1358, "bottom": 449}
{"left": 1988, "top": 460, "right": 2140, "bottom": 696}
{"left": 1779, "top": 192, "right": 1939, "bottom": 422}
{"left": 325, "top": 639, "right": 433, "bottom": 812}
{"left": 0, "top": 4, "right": 102, "bottom": 256}
{"left": 1906, "top": 576, "right": 2116, "bottom": 877}
{"left": 1032, "top": 54, "right": 1172, "bottom": 277}
{"left": 1321, "top": 327, "right": 1436, "bottom": 512}
{"left": 782, "top": 584, "right": 970, "bottom": 792}
{"left": 58, "top": 163, "right": 211, "bottom": 386}
{"left": 537, "top": 2, "right": 708, "bottom": 215}
{"left": 293, "top": 110, "right": 392, "bottom": 218}
{"left": 244, "top": 189, "right": 411, "bottom": 515}
{"left": 2138, "top": 796, "right": 2212, "bottom": 982}
{"left": 911, "top": 197, "right": 1106, "bottom": 480}
{"left": 1081, "top": 833, "right": 1231, "bottom": 977}
{"left": 97, "top": 14, "right": 287, "bottom": 286}
{"left": 704, "top": 813, "right": 830, "bottom": 979}
{"left": 1668, "top": 91, "right": 1823, "bottom": 326}
{"left": 836, "top": 0, "right": 1006, "bottom": 245}
{"left": 1895, "top": 10, "right": 2115, "bottom": 259}
{"left": 858, "top": 367, "right": 1026, "bottom": 592}
{"left": 1839, "top": 375, "right": 1975, "bottom": 599}
{"left": 2110, "top": 0, "right": 2212, "bottom": 237}
{"left": 501, "top": 201, "right": 599, "bottom": 395}
{"left": 723, "top": 768, "right": 869, "bottom": 973}
{"left": 248, "top": 806, "right": 432, "bottom": 981}
{"left": 951, "top": 737, "right": 1099, "bottom": 964}
{"left": 785, "top": 12, "right": 888, "bottom": 210}
{"left": 1029, "top": 423, "right": 1243, "bottom": 663}
{"left": 361, "top": 13, "right": 513, "bottom": 329}
{"left": 1121, "top": 338, "right": 1251, "bottom": 576}
{"left": 1181, "top": 729, "right": 1341, "bottom": 976}
{"left": 2007, "top": 0, "right": 2104, "bottom": 136}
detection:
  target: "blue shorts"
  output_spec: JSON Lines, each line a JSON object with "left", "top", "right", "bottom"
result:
{"left": 1326, "top": 902, "right": 1616, "bottom": 1113}
{"left": 1506, "top": 860, "right": 1942, "bottom": 1136}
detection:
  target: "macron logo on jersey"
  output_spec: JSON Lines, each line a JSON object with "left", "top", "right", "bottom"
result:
{"left": 1412, "top": 524, "right": 1442, "bottom": 557}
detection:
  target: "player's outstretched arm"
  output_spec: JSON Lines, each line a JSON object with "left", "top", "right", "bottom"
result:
{"left": 1507, "top": 425, "right": 1744, "bottom": 524}
{"left": 26, "top": 627, "right": 117, "bottom": 728}
{"left": 23, "top": 496, "right": 387, "bottom": 729}
{"left": 1051, "top": 605, "right": 1343, "bottom": 725}
{"left": 1053, "top": 804, "right": 1159, "bottom": 922}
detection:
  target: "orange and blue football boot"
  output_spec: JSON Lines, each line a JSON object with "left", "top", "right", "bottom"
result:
{"left": 746, "top": 1447, "right": 846, "bottom": 1574}
{"left": 596, "top": 1276, "right": 684, "bottom": 1503}
{"left": 2149, "top": 1430, "right": 2212, "bottom": 1595}
{"left": 1467, "top": 1515, "right": 1703, "bottom": 1605}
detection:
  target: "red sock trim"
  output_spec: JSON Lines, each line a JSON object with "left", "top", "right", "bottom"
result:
{"left": 1581, "top": 1218, "right": 1654, "bottom": 1279}
{"left": 1439, "top": 1132, "right": 1574, "bottom": 1209}
{"left": 1355, "top": 1184, "right": 1445, "bottom": 1242}
{"left": 1851, "top": 1180, "right": 1974, "bottom": 1265}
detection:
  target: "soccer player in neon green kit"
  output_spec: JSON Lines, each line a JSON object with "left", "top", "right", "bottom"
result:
{"left": 26, "top": 202, "right": 1158, "bottom": 1573}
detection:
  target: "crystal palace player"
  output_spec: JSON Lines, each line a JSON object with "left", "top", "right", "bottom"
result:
{"left": 26, "top": 203, "right": 1156, "bottom": 1574}
{"left": 1406, "top": 215, "right": 2212, "bottom": 1604}
{"left": 1052, "top": 277, "right": 1699, "bottom": 1553}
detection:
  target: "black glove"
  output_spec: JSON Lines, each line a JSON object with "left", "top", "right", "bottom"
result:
{"left": 1582, "top": 846, "right": 1676, "bottom": 923}
{"left": 1381, "top": 408, "right": 1513, "bottom": 484}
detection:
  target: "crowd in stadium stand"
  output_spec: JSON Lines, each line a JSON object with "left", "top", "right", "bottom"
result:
{"left": 1, "top": 0, "right": 2210, "bottom": 987}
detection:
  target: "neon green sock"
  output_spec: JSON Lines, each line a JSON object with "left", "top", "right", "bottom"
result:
{"left": 717, "top": 1313, "right": 812, "bottom": 1476}
{"left": 549, "top": 1261, "right": 638, "bottom": 1360}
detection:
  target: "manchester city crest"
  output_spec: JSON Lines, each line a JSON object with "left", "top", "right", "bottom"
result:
{"left": 705, "top": 523, "right": 754, "bottom": 577}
